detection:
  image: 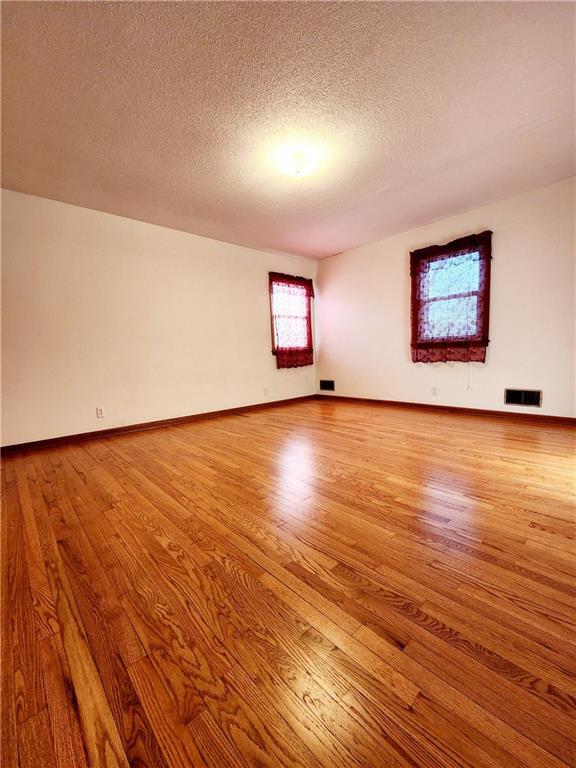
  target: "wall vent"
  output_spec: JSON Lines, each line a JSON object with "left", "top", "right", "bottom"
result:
{"left": 504, "top": 389, "right": 542, "bottom": 407}
{"left": 319, "top": 379, "right": 335, "bottom": 391}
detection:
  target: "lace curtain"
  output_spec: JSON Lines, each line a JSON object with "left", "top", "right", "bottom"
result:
{"left": 269, "top": 273, "right": 314, "bottom": 368}
{"left": 410, "top": 231, "right": 492, "bottom": 363}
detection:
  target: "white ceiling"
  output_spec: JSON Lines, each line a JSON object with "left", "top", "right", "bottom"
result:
{"left": 2, "top": 1, "right": 574, "bottom": 259}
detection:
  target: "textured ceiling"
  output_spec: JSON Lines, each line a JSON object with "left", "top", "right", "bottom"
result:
{"left": 2, "top": 1, "right": 574, "bottom": 259}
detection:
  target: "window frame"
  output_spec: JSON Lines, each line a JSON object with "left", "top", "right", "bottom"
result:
{"left": 268, "top": 272, "right": 315, "bottom": 369}
{"left": 410, "top": 231, "right": 492, "bottom": 362}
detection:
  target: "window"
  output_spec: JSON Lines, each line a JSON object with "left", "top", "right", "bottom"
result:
{"left": 269, "top": 272, "right": 314, "bottom": 368}
{"left": 410, "top": 231, "right": 492, "bottom": 363}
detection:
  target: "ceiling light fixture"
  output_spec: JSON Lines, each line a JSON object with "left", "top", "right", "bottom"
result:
{"left": 271, "top": 142, "right": 323, "bottom": 179}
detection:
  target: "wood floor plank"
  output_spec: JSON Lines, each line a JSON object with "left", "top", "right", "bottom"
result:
{"left": 56, "top": 530, "right": 166, "bottom": 767}
{"left": 39, "top": 633, "right": 90, "bottom": 768}
{"left": 1, "top": 460, "right": 19, "bottom": 768}
{"left": 112, "top": 530, "right": 337, "bottom": 767}
{"left": 14, "top": 463, "right": 59, "bottom": 639}
{"left": 127, "top": 655, "right": 208, "bottom": 768}
{"left": 356, "top": 624, "right": 574, "bottom": 768}
{"left": 404, "top": 638, "right": 574, "bottom": 763}
{"left": 297, "top": 558, "right": 576, "bottom": 738}
{"left": 187, "top": 708, "right": 251, "bottom": 768}
{"left": 6, "top": 464, "right": 46, "bottom": 724}
{"left": 17, "top": 708, "right": 57, "bottom": 768}
{"left": 32, "top": 487, "right": 130, "bottom": 768}
{"left": 3, "top": 400, "right": 575, "bottom": 768}
{"left": 104, "top": 493, "right": 414, "bottom": 766}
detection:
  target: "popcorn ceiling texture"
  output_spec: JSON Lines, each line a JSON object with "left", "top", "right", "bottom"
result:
{"left": 2, "top": 1, "right": 574, "bottom": 259}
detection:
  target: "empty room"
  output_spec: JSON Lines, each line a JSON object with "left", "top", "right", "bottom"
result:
{"left": 1, "top": 2, "right": 574, "bottom": 767}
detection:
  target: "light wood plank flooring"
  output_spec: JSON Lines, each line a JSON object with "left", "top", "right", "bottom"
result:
{"left": 2, "top": 399, "right": 575, "bottom": 767}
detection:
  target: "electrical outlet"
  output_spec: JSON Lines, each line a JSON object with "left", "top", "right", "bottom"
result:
{"left": 96, "top": 407, "right": 105, "bottom": 419}
{"left": 431, "top": 386, "right": 439, "bottom": 396}
{"left": 264, "top": 387, "right": 269, "bottom": 396}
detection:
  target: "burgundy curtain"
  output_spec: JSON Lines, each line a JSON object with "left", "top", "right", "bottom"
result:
{"left": 410, "top": 231, "right": 492, "bottom": 363}
{"left": 269, "top": 272, "right": 314, "bottom": 369}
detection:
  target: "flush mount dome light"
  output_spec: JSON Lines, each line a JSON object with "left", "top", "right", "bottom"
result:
{"left": 272, "top": 142, "right": 322, "bottom": 178}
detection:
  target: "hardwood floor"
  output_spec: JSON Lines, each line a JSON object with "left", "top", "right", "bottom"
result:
{"left": 2, "top": 399, "right": 575, "bottom": 768}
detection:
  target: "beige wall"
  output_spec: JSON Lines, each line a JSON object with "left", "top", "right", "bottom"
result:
{"left": 1, "top": 191, "right": 316, "bottom": 446}
{"left": 2, "top": 178, "right": 574, "bottom": 446}
{"left": 316, "top": 178, "right": 575, "bottom": 417}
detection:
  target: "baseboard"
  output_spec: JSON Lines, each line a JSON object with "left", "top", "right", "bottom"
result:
{"left": 3, "top": 393, "right": 572, "bottom": 454}
{"left": 1, "top": 395, "right": 316, "bottom": 455}
{"left": 314, "top": 394, "right": 576, "bottom": 425}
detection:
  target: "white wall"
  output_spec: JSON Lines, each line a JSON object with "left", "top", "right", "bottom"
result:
{"left": 2, "top": 179, "right": 574, "bottom": 447}
{"left": 316, "top": 178, "right": 575, "bottom": 417}
{"left": 1, "top": 191, "right": 316, "bottom": 446}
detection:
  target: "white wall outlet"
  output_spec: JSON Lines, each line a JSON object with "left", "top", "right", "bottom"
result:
{"left": 96, "top": 407, "right": 105, "bottom": 419}
{"left": 264, "top": 387, "right": 269, "bottom": 396}
{"left": 431, "top": 386, "right": 439, "bottom": 396}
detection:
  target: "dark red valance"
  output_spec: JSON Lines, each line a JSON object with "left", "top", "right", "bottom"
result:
{"left": 269, "top": 272, "right": 314, "bottom": 369}
{"left": 410, "top": 231, "right": 492, "bottom": 363}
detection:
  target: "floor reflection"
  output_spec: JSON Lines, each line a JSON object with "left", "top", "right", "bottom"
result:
{"left": 275, "top": 434, "right": 316, "bottom": 508}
